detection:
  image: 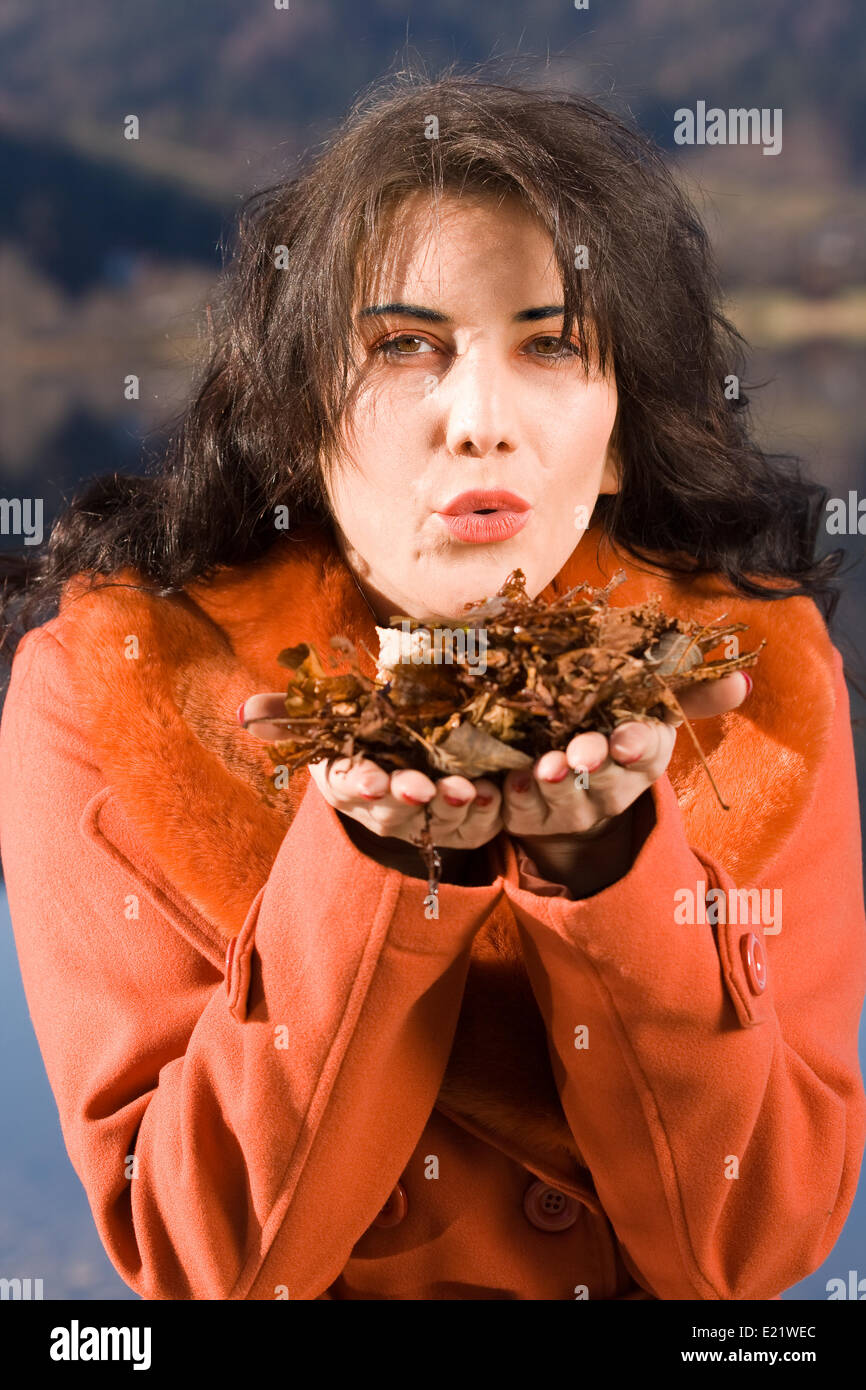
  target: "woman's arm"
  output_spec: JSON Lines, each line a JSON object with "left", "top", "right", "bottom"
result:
{"left": 498, "top": 646, "right": 866, "bottom": 1300}
{"left": 0, "top": 628, "right": 503, "bottom": 1300}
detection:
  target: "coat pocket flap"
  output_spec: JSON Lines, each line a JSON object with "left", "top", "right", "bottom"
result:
{"left": 79, "top": 785, "right": 229, "bottom": 970}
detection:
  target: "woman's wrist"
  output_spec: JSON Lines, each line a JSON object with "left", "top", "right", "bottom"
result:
{"left": 515, "top": 804, "right": 638, "bottom": 899}
{"left": 336, "top": 810, "right": 491, "bottom": 885}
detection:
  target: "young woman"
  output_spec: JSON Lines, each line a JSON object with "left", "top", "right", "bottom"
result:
{"left": 0, "top": 74, "right": 863, "bottom": 1302}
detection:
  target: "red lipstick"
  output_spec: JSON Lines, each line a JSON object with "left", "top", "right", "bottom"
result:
{"left": 435, "top": 489, "right": 531, "bottom": 544}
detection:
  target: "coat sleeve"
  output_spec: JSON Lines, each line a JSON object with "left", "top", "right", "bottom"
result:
{"left": 0, "top": 627, "right": 502, "bottom": 1300}
{"left": 502, "top": 645, "right": 866, "bottom": 1301}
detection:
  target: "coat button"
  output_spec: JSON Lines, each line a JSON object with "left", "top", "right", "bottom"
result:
{"left": 523, "top": 1180, "right": 579, "bottom": 1231}
{"left": 372, "top": 1181, "right": 408, "bottom": 1228}
{"left": 741, "top": 932, "right": 767, "bottom": 994}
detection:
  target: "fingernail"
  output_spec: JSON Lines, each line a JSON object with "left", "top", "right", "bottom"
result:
{"left": 742, "top": 671, "right": 753, "bottom": 696}
{"left": 612, "top": 732, "right": 645, "bottom": 764}
{"left": 540, "top": 765, "right": 569, "bottom": 783}
{"left": 237, "top": 701, "right": 246, "bottom": 726}
{"left": 443, "top": 794, "right": 467, "bottom": 806}
{"left": 357, "top": 780, "right": 385, "bottom": 798}
{"left": 475, "top": 794, "right": 493, "bottom": 807}
{"left": 512, "top": 775, "right": 532, "bottom": 793}
{"left": 402, "top": 793, "right": 432, "bottom": 806}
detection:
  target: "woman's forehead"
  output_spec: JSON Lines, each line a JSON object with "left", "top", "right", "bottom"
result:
{"left": 356, "top": 191, "right": 561, "bottom": 304}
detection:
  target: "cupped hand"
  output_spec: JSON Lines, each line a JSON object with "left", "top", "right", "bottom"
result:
{"left": 500, "top": 671, "right": 751, "bottom": 840}
{"left": 239, "top": 692, "right": 501, "bottom": 850}
{"left": 239, "top": 670, "right": 751, "bottom": 850}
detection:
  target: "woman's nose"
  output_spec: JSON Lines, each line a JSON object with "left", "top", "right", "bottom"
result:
{"left": 441, "top": 349, "right": 519, "bottom": 459}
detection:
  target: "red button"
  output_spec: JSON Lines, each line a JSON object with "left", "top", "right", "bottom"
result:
{"left": 523, "top": 1181, "right": 579, "bottom": 1231}
{"left": 372, "top": 1181, "right": 408, "bottom": 1228}
{"left": 741, "top": 932, "right": 767, "bottom": 994}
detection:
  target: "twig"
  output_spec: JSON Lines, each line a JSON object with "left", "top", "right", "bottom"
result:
{"left": 654, "top": 673, "right": 730, "bottom": 811}
{"left": 411, "top": 802, "right": 442, "bottom": 904}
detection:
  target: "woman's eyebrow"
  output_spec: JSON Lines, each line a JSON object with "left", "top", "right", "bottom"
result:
{"left": 357, "top": 302, "right": 565, "bottom": 323}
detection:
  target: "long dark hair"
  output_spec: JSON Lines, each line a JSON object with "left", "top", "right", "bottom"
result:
{"left": 0, "top": 66, "right": 844, "bottom": 664}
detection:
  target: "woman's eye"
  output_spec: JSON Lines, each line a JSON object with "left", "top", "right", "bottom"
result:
{"left": 526, "top": 336, "right": 581, "bottom": 360}
{"left": 373, "top": 333, "right": 580, "bottom": 362}
{"left": 375, "top": 334, "right": 436, "bottom": 358}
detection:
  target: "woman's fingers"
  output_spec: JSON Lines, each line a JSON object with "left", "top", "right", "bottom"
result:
{"left": 564, "top": 732, "right": 609, "bottom": 778}
{"left": 608, "top": 719, "right": 675, "bottom": 774}
{"left": 309, "top": 755, "right": 502, "bottom": 849}
{"left": 503, "top": 764, "right": 548, "bottom": 820}
{"left": 388, "top": 768, "right": 441, "bottom": 807}
{"left": 240, "top": 692, "right": 294, "bottom": 741}
{"left": 340, "top": 758, "right": 400, "bottom": 801}
{"left": 428, "top": 776, "right": 502, "bottom": 845}
{"left": 676, "top": 670, "right": 752, "bottom": 721}
{"left": 503, "top": 717, "right": 679, "bottom": 837}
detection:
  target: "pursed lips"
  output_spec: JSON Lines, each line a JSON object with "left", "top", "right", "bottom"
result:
{"left": 433, "top": 490, "right": 532, "bottom": 543}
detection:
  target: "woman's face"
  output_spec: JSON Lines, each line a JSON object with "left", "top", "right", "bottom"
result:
{"left": 324, "top": 191, "right": 619, "bottom": 623}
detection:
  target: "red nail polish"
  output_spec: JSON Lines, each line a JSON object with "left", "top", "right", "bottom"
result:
{"left": 513, "top": 776, "right": 531, "bottom": 793}
{"left": 359, "top": 790, "right": 386, "bottom": 800}
{"left": 475, "top": 794, "right": 493, "bottom": 807}
{"left": 443, "top": 794, "right": 467, "bottom": 806}
{"left": 617, "top": 749, "right": 644, "bottom": 766}
{"left": 236, "top": 702, "right": 246, "bottom": 726}
{"left": 402, "top": 793, "right": 430, "bottom": 806}
{"left": 742, "top": 671, "right": 753, "bottom": 696}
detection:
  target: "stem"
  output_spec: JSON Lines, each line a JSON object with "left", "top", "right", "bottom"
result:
{"left": 411, "top": 802, "right": 443, "bottom": 895}
{"left": 655, "top": 674, "right": 730, "bottom": 811}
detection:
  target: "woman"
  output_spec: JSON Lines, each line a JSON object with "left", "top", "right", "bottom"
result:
{"left": 0, "top": 73, "right": 863, "bottom": 1302}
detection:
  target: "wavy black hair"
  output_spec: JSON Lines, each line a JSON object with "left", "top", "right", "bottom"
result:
{"left": 0, "top": 65, "right": 844, "bottom": 664}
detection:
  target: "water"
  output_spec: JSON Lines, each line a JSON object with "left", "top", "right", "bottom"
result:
{"left": 0, "top": 885, "right": 137, "bottom": 1298}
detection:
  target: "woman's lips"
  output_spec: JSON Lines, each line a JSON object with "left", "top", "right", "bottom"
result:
{"left": 438, "top": 511, "right": 531, "bottom": 542}
{"left": 435, "top": 489, "right": 532, "bottom": 544}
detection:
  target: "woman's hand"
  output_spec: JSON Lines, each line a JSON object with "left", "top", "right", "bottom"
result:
{"left": 306, "top": 758, "right": 501, "bottom": 852}
{"left": 501, "top": 669, "right": 751, "bottom": 833}
{"left": 239, "top": 693, "right": 501, "bottom": 852}
{"left": 503, "top": 670, "right": 752, "bottom": 894}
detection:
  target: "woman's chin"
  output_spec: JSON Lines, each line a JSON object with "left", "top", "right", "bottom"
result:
{"left": 439, "top": 547, "right": 561, "bottom": 603}
{"left": 418, "top": 558, "right": 552, "bottom": 621}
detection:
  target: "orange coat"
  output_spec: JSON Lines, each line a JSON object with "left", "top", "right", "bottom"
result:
{"left": 1, "top": 522, "right": 863, "bottom": 1301}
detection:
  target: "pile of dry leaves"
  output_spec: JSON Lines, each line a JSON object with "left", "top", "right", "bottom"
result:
{"left": 265, "top": 568, "right": 762, "bottom": 809}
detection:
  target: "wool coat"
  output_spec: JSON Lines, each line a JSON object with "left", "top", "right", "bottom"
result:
{"left": 0, "top": 521, "right": 864, "bottom": 1301}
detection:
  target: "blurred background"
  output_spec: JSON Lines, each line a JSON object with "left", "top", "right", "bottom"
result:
{"left": 0, "top": 0, "right": 863, "bottom": 1300}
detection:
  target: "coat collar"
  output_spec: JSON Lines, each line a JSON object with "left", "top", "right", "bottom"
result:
{"left": 55, "top": 520, "right": 837, "bottom": 1182}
